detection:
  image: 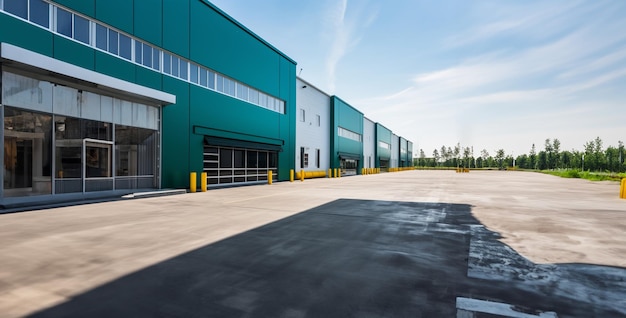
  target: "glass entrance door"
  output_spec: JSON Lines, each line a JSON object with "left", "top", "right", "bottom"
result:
{"left": 83, "top": 139, "right": 113, "bottom": 192}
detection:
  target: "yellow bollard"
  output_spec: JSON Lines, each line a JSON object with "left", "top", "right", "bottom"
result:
{"left": 268, "top": 170, "right": 273, "bottom": 185}
{"left": 201, "top": 172, "right": 207, "bottom": 192}
{"left": 290, "top": 169, "right": 294, "bottom": 182}
{"left": 338, "top": 169, "right": 341, "bottom": 178}
{"left": 328, "top": 168, "right": 332, "bottom": 178}
{"left": 300, "top": 169, "right": 304, "bottom": 182}
{"left": 332, "top": 168, "right": 336, "bottom": 178}
{"left": 621, "top": 178, "right": 626, "bottom": 199}
{"left": 189, "top": 172, "right": 197, "bottom": 193}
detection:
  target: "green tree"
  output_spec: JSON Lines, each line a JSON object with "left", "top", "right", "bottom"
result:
{"left": 480, "top": 149, "right": 489, "bottom": 168}
{"left": 433, "top": 149, "right": 440, "bottom": 167}
{"left": 529, "top": 144, "right": 537, "bottom": 170}
{"left": 419, "top": 149, "right": 426, "bottom": 166}
{"left": 495, "top": 149, "right": 505, "bottom": 169}
{"left": 544, "top": 139, "right": 554, "bottom": 169}
{"left": 553, "top": 138, "right": 561, "bottom": 169}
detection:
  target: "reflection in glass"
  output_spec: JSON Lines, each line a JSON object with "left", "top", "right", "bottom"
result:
{"left": 3, "top": 107, "right": 53, "bottom": 197}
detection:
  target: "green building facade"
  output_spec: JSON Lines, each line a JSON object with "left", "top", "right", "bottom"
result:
{"left": 0, "top": 0, "right": 296, "bottom": 206}
{"left": 330, "top": 96, "right": 363, "bottom": 176}
{"left": 375, "top": 123, "right": 392, "bottom": 168}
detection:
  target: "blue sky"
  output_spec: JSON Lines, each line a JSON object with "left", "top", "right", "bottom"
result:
{"left": 210, "top": 0, "right": 626, "bottom": 157}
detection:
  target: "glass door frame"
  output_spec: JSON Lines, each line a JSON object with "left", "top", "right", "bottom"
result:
{"left": 82, "top": 138, "right": 114, "bottom": 193}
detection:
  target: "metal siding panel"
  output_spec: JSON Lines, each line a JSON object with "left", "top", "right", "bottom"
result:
{"left": 52, "top": 35, "right": 95, "bottom": 71}
{"left": 161, "top": 77, "right": 190, "bottom": 189}
{"left": 53, "top": 0, "right": 95, "bottom": 17}
{"left": 163, "top": 0, "right": 189, "bottom": 57}
{"left": 95, "top": 0, "right": 133, "bottom": 34}
{"left": 134, "top": 0, "right": 162, "bottom": 46}
{"left": 0, "top": 14, "right": 53, "bottom": 56}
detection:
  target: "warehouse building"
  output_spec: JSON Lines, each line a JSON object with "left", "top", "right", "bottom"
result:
{"left": 375, "top": 123, "right": 392, "bottom": 169}
{"left": 362, "top": 117, "right": 375, "bottom": 170}
{"left": 295, "top": 77, "right": 330, "bottom": 173}
{"left": 1, "top": 0, "right": 295, "bottom": 207}
{"left": 330, "top": 96, "right": 363, "bottom": 176}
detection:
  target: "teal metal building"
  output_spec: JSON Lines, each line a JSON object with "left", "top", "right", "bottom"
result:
{"left": 1, "top": 0, "right": 296, "bottom": 206}
{"left": 330, "top": 96, "right": 363, "bottom": 176}
{"left": 375, "top": 123, "right": 392, "bottom": 169}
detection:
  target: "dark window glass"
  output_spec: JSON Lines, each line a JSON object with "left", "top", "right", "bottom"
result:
{"left": 171, "top": 56, "right": 179, "bottom": 77}
{"left": 142, "top": 43, "right": 152, "bottom": 67}
{"left": 179, "top": 60, "right": 188, "bottom": 80}
{"left": 190, "top": 64, "right": 198, "bottom": 84}
{"left": 220, "top": 148, "right": 232, "bottom": 168}
{"left": 56, "top": 8, "right": 72, "bottom": 37}
{"left": 119, "top": 34, "right": 132, "bottom": 59}
{"left": 258, "top": 151, "right": 268, "bottom": 168}
{"left": 3, "top": 106, "right": 53, "bottom": 196}
{"left": 29, "top": 0, "right": 49, "bottom": 27}
{"left": 269, "top": 152, "right": 277, "bottom": 168}
{"left": 5, "top": 0, "right": 28, "bottom": 19}
{"left": 55, "top": 116, "right": 82, "bottom": 179}
{"left": 74, "top": 14, "right": 90, "bottom": 44}
{"left": 95, "top": 24, "right": 107, "bottom": 50}
{"left": 216, "top": 75, "right": 223, "bottom": 92}
{"left": 152, "top": 49, "right": 160, "bottom": 70}
{"left": 199, "top": 69, "right": 207, "bottom": 87}
{"left": 134, "top": 41, "right": 142, "bottom": 64}
{"left": 247, "top": 151, "right": 257, "bottom": 168}
{"left": 82, "top": 119, "right": 112, "bottom": 141}
{"left": 162, "top": 53, "right": 171, "bottom": 74}
{"left": 234, "top": 150, "right": 245, "bottom": 168}
{"left": 108, "top": 29, "right": 118, "bottom": 54}
{"left": 208, "top": 71, "right": 215, "bottom": 89}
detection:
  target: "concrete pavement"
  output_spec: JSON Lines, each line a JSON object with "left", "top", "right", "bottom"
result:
{"left": 0, "top": 170, "right": 624, "bottom": 317}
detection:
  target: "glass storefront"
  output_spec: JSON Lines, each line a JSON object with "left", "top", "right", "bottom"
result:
{"left": 1, "top": 70, "right": 160, "bottom": 198}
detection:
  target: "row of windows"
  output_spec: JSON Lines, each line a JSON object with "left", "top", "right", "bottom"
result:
{"left": 0, "top": 0, "right": 285, "bottom": 114}
{"left": 338, "top": 127, "right": 362, "bottom": 142}
{"left": 379, "top": 141, "right": 391, "bottom": 150}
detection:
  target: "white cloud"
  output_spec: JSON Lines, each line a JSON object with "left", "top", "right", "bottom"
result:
{"left": 323, "top": 0, "right": 378, "bottom": 94}
{"left": 352, "top": 1, "right": 626, "bottom": 156}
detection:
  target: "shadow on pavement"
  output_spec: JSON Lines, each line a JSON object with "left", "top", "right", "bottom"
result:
{"left": 28, "top": 199, "right": 626, "bottom": 317}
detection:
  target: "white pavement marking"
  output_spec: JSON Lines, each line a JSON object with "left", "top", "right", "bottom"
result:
{"left": 456, "top": 297, "right": 558, "bottom": 318}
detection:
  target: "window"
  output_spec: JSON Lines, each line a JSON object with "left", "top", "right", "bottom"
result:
{"left": 74, "top": 14, "right": 89, "bottom": 44}
{"left": 0, "top": 0, "right": 286, "bottom": 114}
{"left": 5, "top": 0, "right": 27, "bottom": 19}
{"left": 29, "top": 0, "right": 49, "bottom": 27}
{"left": 190, "top": 64, "right": 198, "bottom": 84}
{"left": 162, "top": 53, "right": 171, "bottom": 74}
{"left": 95, "top": 23, "right": 107, "bottom": 50}
{"left": 55, "top": 7, "right": 72, "bottom": 37}
{"left": 316, "top": 114, "right": 321, "bottom": 126}
{"left": 179, "top": 60, "right": 188, "bottom": 80}
{"left": 119, "top": 33, "right": 132, "bottom": 59}
{"left": 300, "top": 147, "right": 306, "bottom": 168}
{"left": 338, "top": 127, "right": 362, "bottom": 142}
{"left": 299, "top": 108, "right": 305, "bottom": 122}
{"left": 379, "top": 141, "right": 391, "bottom": 150}
{"left": 108, "top": 29, "right": 118, "bottom": 54}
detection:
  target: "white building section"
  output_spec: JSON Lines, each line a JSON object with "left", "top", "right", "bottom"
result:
{"left": 363, "top": 117, "right": 375, "bottom": 169}
{"left": 390, "top": 133, "right": 399, "bottom": 168}
{"left": 295, "top": 77, "right": 330, "bottom": 172}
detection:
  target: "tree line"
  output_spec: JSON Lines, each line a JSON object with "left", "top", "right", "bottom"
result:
{"left": 414, "top": 137, "right": 625, "bottom": 173}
